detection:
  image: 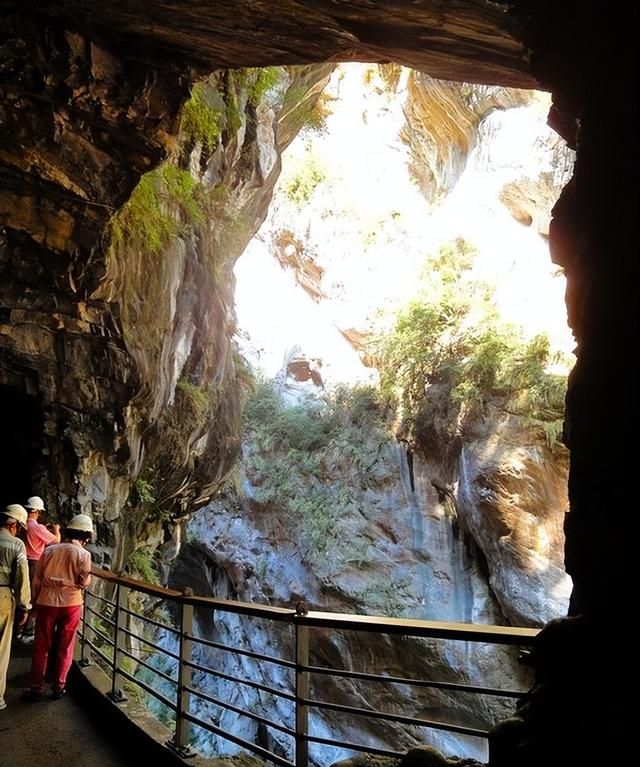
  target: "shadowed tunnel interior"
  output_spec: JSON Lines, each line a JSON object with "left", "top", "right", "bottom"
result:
{"left": 0, "top": 386, "right": 43, "bottom": 509}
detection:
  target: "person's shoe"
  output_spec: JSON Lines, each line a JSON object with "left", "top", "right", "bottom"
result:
{"left": 0, "top": 698, "right": 6, "bottom": 710}
{"left": 51, "top": 687, "right": 66, "bottom": 700}
{"left": 21, "top": 689, "right": 44, "bottom": 703}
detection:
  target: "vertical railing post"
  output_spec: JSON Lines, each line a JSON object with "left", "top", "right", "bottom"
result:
{"left": 78, "top": 587, "right": 92, "bottom": 666}
{"left": 108, "top": 582, "right": 128, "bottom": 702}
{"left": 171, "top": 586, "right": 194, "bottom": 757}
{"left": 295, "top": 602, "right": 310, "bottom": 767}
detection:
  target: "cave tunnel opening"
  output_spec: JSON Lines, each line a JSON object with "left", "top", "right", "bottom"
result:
{"left": 234, "top": 62, "right": 574, "bottom": 607}
{"left": 0, "top": 385, "right": 44, "bottom": 510}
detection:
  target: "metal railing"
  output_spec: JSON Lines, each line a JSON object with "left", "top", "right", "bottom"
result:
{"left": 79, "top": 568, "right": 538, "bottom": 766}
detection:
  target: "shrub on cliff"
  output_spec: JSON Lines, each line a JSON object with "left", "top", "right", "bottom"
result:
{"left": 375, "top": 239, "right": 568, "bottom": 448}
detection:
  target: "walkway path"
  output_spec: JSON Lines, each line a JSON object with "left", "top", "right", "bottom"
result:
{"left": 0, "top": 639, "right": 136, "bottom": 767}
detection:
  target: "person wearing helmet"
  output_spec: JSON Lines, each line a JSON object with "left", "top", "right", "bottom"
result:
{"left": 19, "top": 496, "right": 61, "bottom": 641}
{"left": 23, "top": 513, "right": 93, "bottom": 702}
{"left": 0, "top": 505, "right": 31, "bottom": 710}
{"left": 24, "top": 496, "right": 61, "bottom": 576}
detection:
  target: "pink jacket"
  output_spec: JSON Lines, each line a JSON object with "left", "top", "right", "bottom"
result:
{"left": 32, "top": 541, "right": 91, "bottom": 607}
{"left": 25, "top": 518, "right": 57, "bottom": 561}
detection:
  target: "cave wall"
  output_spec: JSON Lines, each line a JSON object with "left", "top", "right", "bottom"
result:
{"left": 0, "top": 8, "right": 186, "bottom": 522}
{"left": 1, "top": 7, "right": 333, "bottom": 562}
{"left": 520, "top": 3, "right": 638, "bottom": 622}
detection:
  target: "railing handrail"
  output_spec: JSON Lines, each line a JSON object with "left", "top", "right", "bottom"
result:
{"left": 90, "top": 566, "right": 540, "bottom": 643}
{"left": 84, "top": 566, "right": 539, "bottom": 766}
{"left": 297, "top": 610, "right": 539, "bottom": 644}
{"left": 91, "top": 566, "right": 184, "bottom": 599}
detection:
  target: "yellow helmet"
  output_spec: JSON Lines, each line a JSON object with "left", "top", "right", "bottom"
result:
{"left": 25, "top": 495, "right": 45, "bottom": 511}
{"left": 66, "top": 514, "right": 94, "bottom": 534}
{"left": 4, "top": 504, "right": 28, "bottom": 529}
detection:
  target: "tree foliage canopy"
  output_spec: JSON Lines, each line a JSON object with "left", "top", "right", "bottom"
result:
{"left": 375, "top": 239, "right": 568, "bottom": 445}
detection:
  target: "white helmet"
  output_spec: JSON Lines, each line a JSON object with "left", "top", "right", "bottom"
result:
{"left": 66, "top": 513, "right": 94, "bottom": 534}
{"left": 4, "top": 504, "right": 28, "bottom": 529}
{"left": 25, "top": 495, "right": 45, "bottom": 511}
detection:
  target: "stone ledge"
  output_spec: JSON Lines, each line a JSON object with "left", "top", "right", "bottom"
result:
{"left": 71, "top": 655, "right": 213, "bottom": 766}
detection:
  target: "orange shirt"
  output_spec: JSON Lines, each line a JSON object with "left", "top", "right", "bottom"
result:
{"left": 25, "top": 518, "right": 56, "bottom": 561}
{"left": 32, "top": 541, "right": 91, "bottom": 607}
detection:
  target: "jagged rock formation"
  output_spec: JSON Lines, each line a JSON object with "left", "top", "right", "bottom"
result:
{"left": 0, "top": 59, "right": 333, "bottom": 570}
{"left": 164, "top": 362, "right": 569, "bottom": 762}
{"left": 499, "top": 174, "right": 566, "bottom": 238}
{"left": 2, "top": 2, "right": 535, "bottom": 89}
{"left": 401, "top": 73, "right": 535, "bottom": 203}
{"left": 242, "top": 65, "right": 574, "bottom": 392}
{"left": 0, "top": 0, "right": 537, "bottom": 558}
{"left": 273, "top": 230, "right": 327, "bottom": 303}
{"left": 436, "top": 408, "right": 570, "bottom": 628}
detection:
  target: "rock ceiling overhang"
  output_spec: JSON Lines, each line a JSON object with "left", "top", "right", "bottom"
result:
{"left": 32, "top": 0, "right": 537, "bottom": 89}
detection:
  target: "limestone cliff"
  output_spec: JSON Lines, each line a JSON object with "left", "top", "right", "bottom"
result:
{"left": 401, "top": 72, "right": 534, "bottom": 204}
{"left": 165, "top": 370, "right": 568, "bottom": 763}
{"left": 0, "top": 58, "right": 332, "bottom": 571}
{"left": 158, "top": 72, "right": 572, "bottom": 763}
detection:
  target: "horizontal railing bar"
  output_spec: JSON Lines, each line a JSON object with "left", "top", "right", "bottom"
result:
{"left": 119, "top": 625, "right": 180, "bottom": 660}
{"left": 185, "top": 660, "right": 297, "bottom": 703}
{"left": 297, "top": 611, "right": 539, "bottom": 645}
{"left": 183, "top": 594, "right": 296, "bottom": 621}
{"left": 118, "top": 667, "right": 177, "bottom": 711}
{"left": 120, "top": 606, "right": 180, "bottom": 635}
{"left": 90, "top": 570, "right": 539, "bottom": 647}
{"left": 92, "top": 569, "right": 294, "bottom": 620}
{"left": 302, "top": 664, "right": 527, "bottom": 698}
{"left": 187, "top": 685, "right": 296, "bottom": 737}
{"left": 91, "top": 567, "right": 183, "bottom": 599}
{"left": 89, "top": 624, "right": 114, "bottom": 648}
{"left": 85, "top": 603, "right": 115, "bottom": 626}
{"left": 306, "top": 734, "right": 405, "bottom": 759}
{"left": 183, "top": 712, "right": 295, "bottom": 767}
{"left": 86, "top": 590, "right": 116, "bottom": 609}
{"left": 83, "top": 638, "right": 113, "bottom": 666}
{"left": 188, "top": 632, "right": 296, "bottom": 670}
{"left": 118, "top": 648, "right": 177, "bottom": 686}
{"left": 304, "top": 697, "right": 488, "bottom": 738}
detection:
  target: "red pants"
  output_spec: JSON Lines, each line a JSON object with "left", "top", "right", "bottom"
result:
{"left": 30, "top": 604, "right": 82, "bottom": 692}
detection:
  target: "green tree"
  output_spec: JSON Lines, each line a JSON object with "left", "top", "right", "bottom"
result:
{"left": 375, "top": 239, "right": 568, "bottom": 446}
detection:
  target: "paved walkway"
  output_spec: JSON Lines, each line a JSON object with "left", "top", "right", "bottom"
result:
{"left": 1, "top": 639, "right": 136, "bottom": 767}
{"left": 1, "top": 638, "right": 216, "bottom": 767}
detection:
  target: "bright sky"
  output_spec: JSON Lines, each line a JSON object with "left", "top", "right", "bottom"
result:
{"left": 234, "top": 64, "right": 575, "bottom": 385}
